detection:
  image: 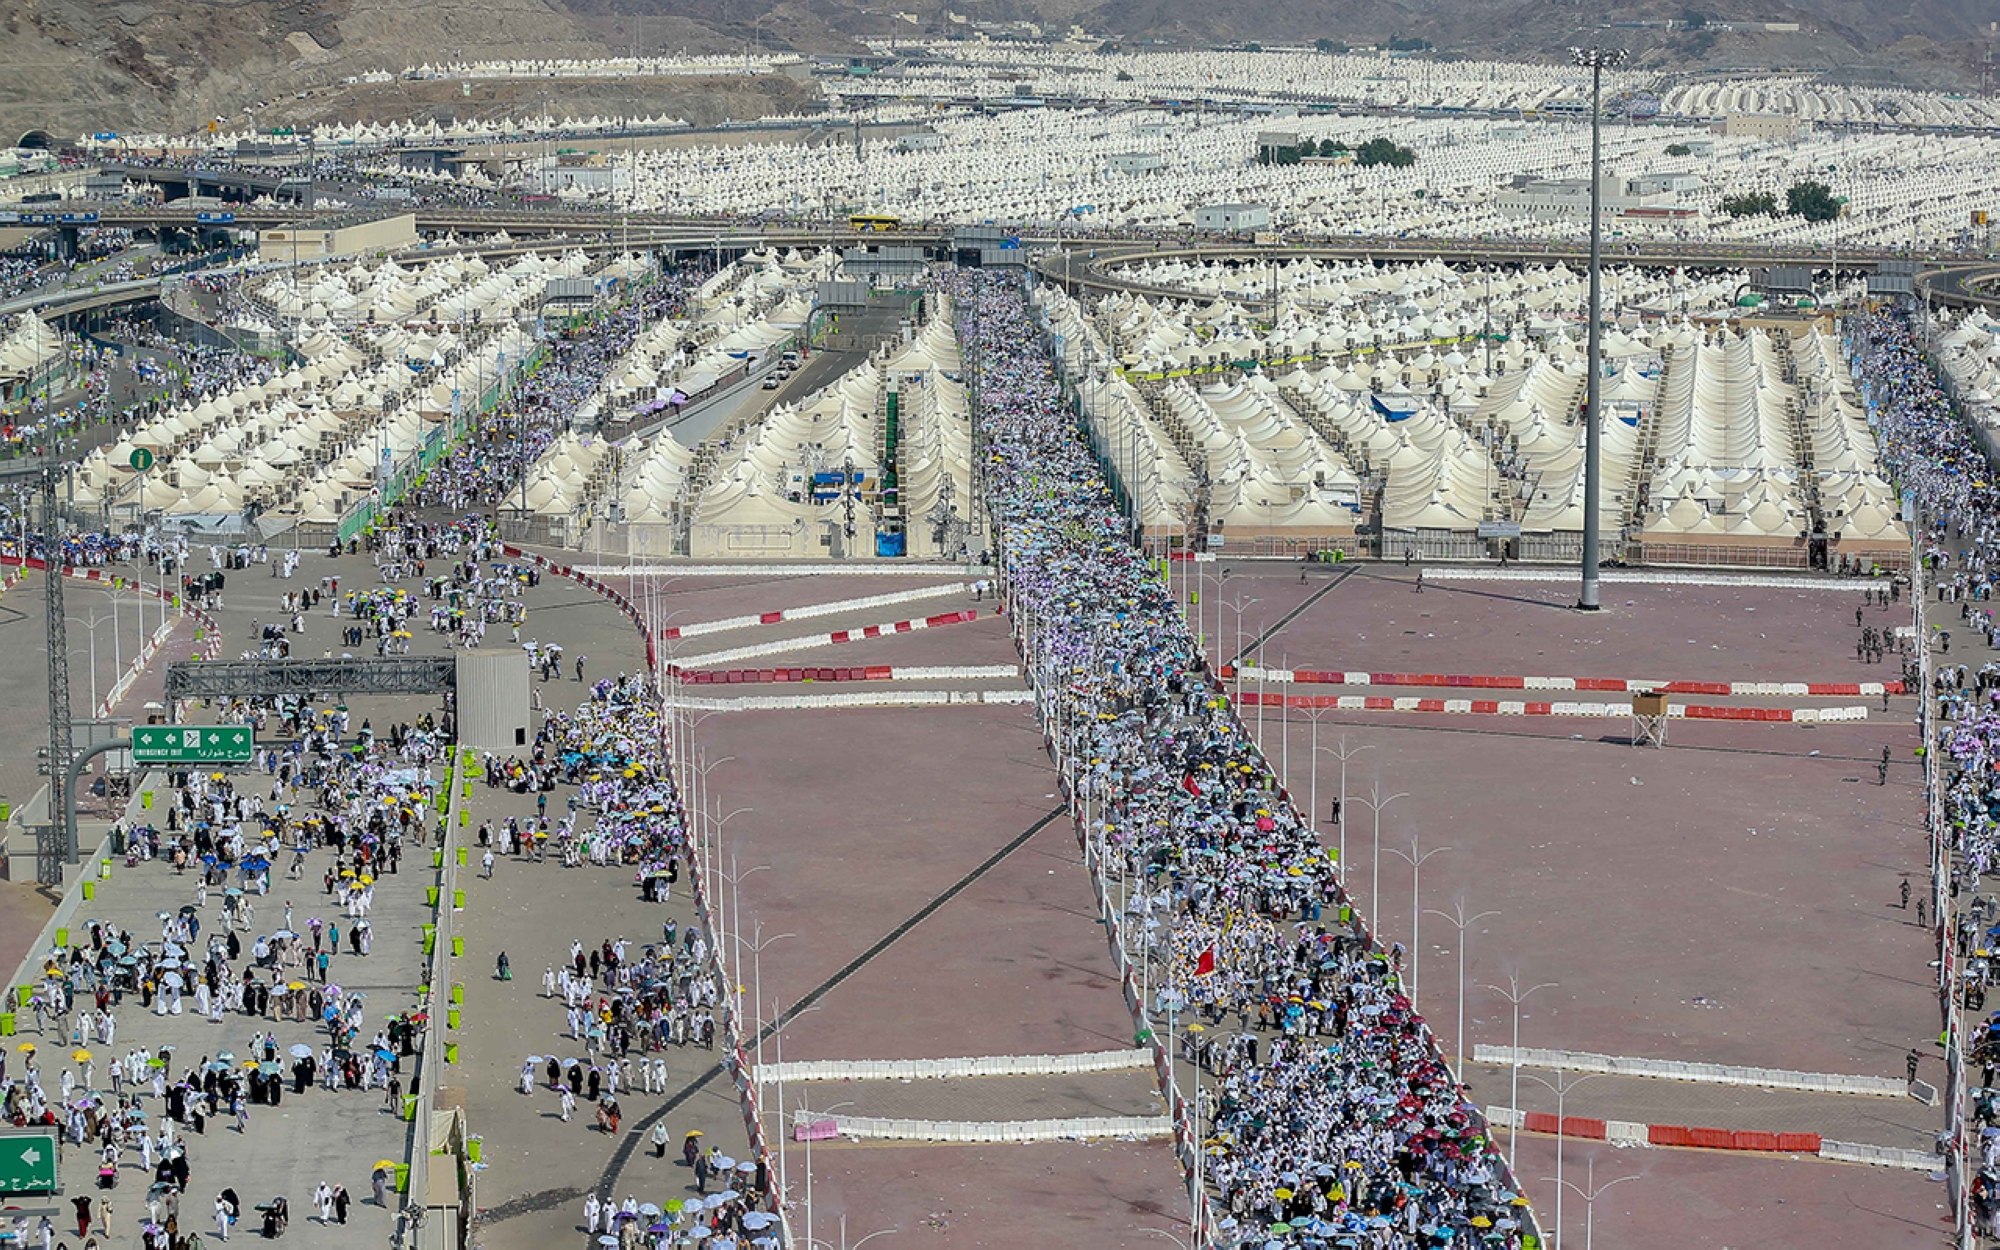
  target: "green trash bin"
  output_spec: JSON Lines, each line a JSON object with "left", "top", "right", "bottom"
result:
{"left": 466, "top": 1138, "right": 482, "bottom": 1164}
{"left": 432, "top": 850, "right": 443, "bottom": 869}
{"left": 422, "top": 934, "right": 435, "bottom": 955}
{"left": 452, "top": 889, "right": 465, "bottom": 909}
{"left": 451, "top": 936, "right": 464, "bottom": 957}
{"left": 0, "top": 1013, "right": 14, "bottom": 1037}
{"left": 451, "top": 983, "right": 463, "bottom": 1005}
{"left": 447, "top": 1006, "right": 460, "bottom": 1029}
{"left": 402, "top": 1095, "right": 418, "bottom": 1121}
{"left": 456, "top": 847, "right": 467, "bottom": 866}
{"left": 80, "top": 883, "right": 93, "bottom": 901}
{"left": 15, "top": 986, "right": 29, "bottom": 1008}
{"left": 395, "top": 1163, "right": 410, "bottom": 1192}
{"left": 426, "top": 887, "right": 439, "bottom": 907}
{"left": 444, "top": 1042, "right": 458, "bottom": 1064}
{"left": 53, "top": 928, "right": 67, "bottom": 948}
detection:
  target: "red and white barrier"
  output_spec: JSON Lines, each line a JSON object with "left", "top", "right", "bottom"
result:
{"left": 669, "top": 610, "right": 984, "bottom": 670}
{"left": 674, "top": 689, "right": 1035, "bottom": 712}
{"left": 1487, "top": 1105, "right": 1824, "bottom": 1154}
{"left": 1225, "top": 665, "right": 1904, "bottom": 698}
{"left": 676, "top": 663, "right": 1018, "bottom": 686}
{"left": 660, "top": 584, "right": 974, "bottom": 641}
{"left": 1232, "top": 691, "right": 1870, "bottom": 724}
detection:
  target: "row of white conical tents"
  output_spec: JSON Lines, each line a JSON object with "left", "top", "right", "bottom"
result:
{"left": 66, "top": 250, "right": 630, "bottom": 523}
{"left": 75, "top": 320, "right": 528, "bottom": 522}
{"left": 392, "top": 54, "right": 797, "bottom": 81}
{"left": 855, "top": 42, "right": 2000, "bottom": 130}
{"left": 249, "top": 250, "right": 600, "bottom": 331}
{"left": 500, "top": 250, "right": 829, "bottom": 529}
{"left": 0, "top": 314, "right": 64, "bottom": 390}
{"left": 1931, "top": 311, "right": 2000, "bottom": 445}
{"left": 1033, "top": 256, "right": 1902, "bottom": 554}
{"left": 539, "top": 99, "right": 2000, "bottom": 250}
{"left": 688, "top": 300, "right": 972, "bottom": 559}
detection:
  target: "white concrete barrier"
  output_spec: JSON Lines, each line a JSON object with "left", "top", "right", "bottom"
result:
{"left": 824, "top": 1114, "right": 1172, "bottom": 1143}
{"left": 755, "top": 1049, "right": 1154, "bottom": 1085}
{"left": 1473, "top": 1044, "right": 1907, "bottom": 1097}
{"left": 1818, "top": 1140, "right": 1940, "bottom": 1171}
{"left": 1422, "top": 568, "right": 1880, "bottom": 591}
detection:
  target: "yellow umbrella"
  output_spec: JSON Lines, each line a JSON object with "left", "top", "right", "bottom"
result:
{"left": 372, "top": 1159, "right": 398, "bottom": 1172}
{"left": 72, "top": 1049, "right": 92, "bottom": 1062}
{"left": 341, "top": 869, "right": 356, "bottom": 878}
{"left": 1274, "top": 1188, "right": 1294, "bottom": 1200}
{"left": 287, "top": 982, "right": 307, "bottom": 991}
{"left": 243, "top": 1059, "right": 260, "bottom": 1069}
{"left": 14, "top": 1043, "right": 34, "bottom": 1053}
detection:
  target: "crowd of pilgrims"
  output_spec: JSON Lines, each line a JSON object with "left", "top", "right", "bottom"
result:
{"left": 951, "top": 270, "right": 1531, "bottom": 1248}
{"left": 1855, "top": 309, "right": 2000, "bottom": 1237}
{"left": 408, "top": 264, "right": 707, "bottom": 515}
{"left": 0, "top": 694, "right": 443, "bottom": 1249}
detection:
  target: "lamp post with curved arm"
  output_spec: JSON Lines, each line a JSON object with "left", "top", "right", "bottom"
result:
{"left": 1423, "top": 899, "right": 1501, "bottom": 1077}
{"left": 1349, "top": 781, "right": 1409, "bottom": 925}
{"left": 1480, "top": 973, "right": 1558, "bottom": 1172}
{"left": 1316, "top": 735, "right": 1372, "bottom": 880}
{"left": 1542, "top": 1155, "right": 1638, "bottom": 1250}
{"left": 742, "top": 922, "right": 793, "bottom": 1072}
{"left": 713, "top": 842, "right": 762, "bottom": 1021}
{"left": 1383, "top": 834, "right": 1450, "bottom": 1002}
{"left": 1521, "top": 1068, "right": 1609, "bottom": 1250}
{"left": 802, "top": 1217, "right": 898, "bottom": 1250}
{"left": 796, "top": 1095, "right": 856, "bottom": 1250}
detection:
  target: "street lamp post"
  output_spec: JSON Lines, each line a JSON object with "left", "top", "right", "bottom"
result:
{"left": 743, "top": 923, "right": 794, "bottom": 1074}
{"left": 714, "top": 843, "right": 764, "bottom": 1031}
{"left": 1424, "top": 899, "right": 1502, "bottom": 1077}
{"left": 796, "top": 1095, "right": 857, "bottom": 1250}
{"left": 67, "top": 608, "right": 114, "bottom": 712}
{"left": 1222, "top": 594, "right": 1260, "bottom": 705}
{"left": 1542, "top": 1155, "right": 1639, "bottom": 1250}
{"left": 1520, "top": 1069, "right": 1609, "bottom": 1250}
{"left": 1481, "top": 973, "right": 1559, "bottom": 1172}
{"left": 1568, "top": 45, "right": 1627, "bottom": 612}
{"left": 1351, "top": 781, "right": 1409, "bottom": 925}
{"left": 1317, "top": 736, "right": 1372, "bottom": 881}
{"left": 1384, "top": 834, "right": 1451, "bottom": 1002}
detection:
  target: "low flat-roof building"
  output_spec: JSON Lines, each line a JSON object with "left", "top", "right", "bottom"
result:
{"left": 258, "top": 210, "right": 417, "bottom": 264}
{"left": 1721, "top": 113, "right": 1803, "bottom": 141}
{"left": 1195, "top": 203, "right": 1270, "bottom": 232}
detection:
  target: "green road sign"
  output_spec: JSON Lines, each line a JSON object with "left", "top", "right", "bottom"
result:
{"left": 131, "top": 725, "right": 254, "bottom": 764}
{"left": 0, "top": 1129, "right": 58, "bottom": 1193}
{"left": 129, "top": 447, "right": 154, "bottom": 472}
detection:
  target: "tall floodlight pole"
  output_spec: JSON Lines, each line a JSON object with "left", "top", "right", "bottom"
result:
{"left": 43, "top": 465, "right": 73, "bottom": 875}
{"left": 1569, "top": 46, "right": 1626, "bottom": 612}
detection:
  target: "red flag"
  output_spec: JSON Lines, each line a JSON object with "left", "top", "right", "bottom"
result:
{"left": 1194, "top": 945, "right": 1216, "bottom": 977}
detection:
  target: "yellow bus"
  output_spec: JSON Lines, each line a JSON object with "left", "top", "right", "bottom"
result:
{"left": 850, "top": 213, "right": 901, "bottom": 232}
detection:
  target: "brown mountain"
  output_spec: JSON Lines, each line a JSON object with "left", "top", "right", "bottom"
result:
{"left": 0, "top": 0, "right": 1989, "bottom": 145}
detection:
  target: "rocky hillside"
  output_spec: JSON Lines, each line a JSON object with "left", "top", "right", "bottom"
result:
{"left": 0, "top": 0, "right": 1989, "bottom": 143}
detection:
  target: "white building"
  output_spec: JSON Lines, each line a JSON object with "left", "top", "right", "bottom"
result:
{"left": 1721, "top": 113, "right": 1803, "bottom": 141}
{"left": 1495, "top": 173, "right": 1683, "bottom": 222}
{"left": 1195, "top": 203, "right": 1270, "bottom": 232}
{"left": 528, "top": 155, "right": 633, "bottom": 198}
